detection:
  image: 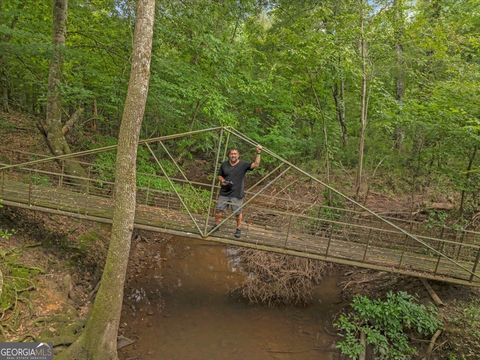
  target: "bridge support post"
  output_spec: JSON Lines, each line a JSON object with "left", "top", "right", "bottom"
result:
{"left": 209, "top": 130, "right": 230, "bottom": 221}
{"left": 145, "top": 178, "right": 151, "bottom": 205}
{"left": 1, "top": 170, "right": 4, "bottom": 197}
{"left": 362, "top": 228, "right": 373, "bottom": 262}
{"left": 58, "top": 160, "right": 65, "bottom": 187}
{"left": 28, "top": 170, "right": 33, "bottom": 206}
{"left": 86, "top": 165, "right": 91, "bottom": 195}
{"left": 470, "top": 248, "right": 480, "bottom": 282}
{"left": 325, "top": 225, "right": 333, "bottom": 257}
{"left": 433, "top": 228, "right": 447, "bottom": 275}
{"left": 434, "top": 241, "right": 446, "bottom": 275}
{"left": 283, "top": 214, "right": 293, "bottom": 248}
{"left": 398, "top": 221, "right": 415, "bottom": 267}
{"left": 455, "top": 230, "right": 466, "bottom": 261}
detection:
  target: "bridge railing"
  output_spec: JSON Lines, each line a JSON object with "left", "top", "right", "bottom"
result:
{"left": 242, "top": 203, "right": 480, "bottom": 281}
{"left": 3, "top": 149, "right": 479, "bottom": 244}
{"left": 2, "top": 149, "right": 480, "bottom": 244}
{"left": 1, "top": 148, "right": 479, "bottom": 284}
{"left": 2, "top": 149, "right": 479, "bottom": 235}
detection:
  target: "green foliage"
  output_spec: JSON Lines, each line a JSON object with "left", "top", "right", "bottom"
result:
{"left": 448, "top": 355, "right": 468, "bottom": 360}
{"left": 90, "top": 136, "right": 117, "bottom": 185}
{"left": 2, "top": 0, "right": 480, "bottom": 215}
{"left": 31, "top": 174, "right": 51, "bottom": 186}
{"left": 141, "top": 175, "right": 211, "bottom": 214}
{"left": 92, "top": 137, "right": 178, "bottom": 186}
{"left": 0, "top": 263, "right": 39, "bottom": 313}
{"left": 335, "top": 291, "right": 442, "bottom": 360}
{"left": 0, "top": 228, "right": 15, "bottom": 240}
{"left": 90, "top": 136, "right": 209, "bottom": 213}
{"left": 425, "top": 210, "right": 448, "bottom": 229}
{"left": 93, "top": 150, "right": 116, "bottom": 185}
{"left": 179, "top": 185, "right": 211, "bottom": 214}
{"left": 136, "top": 145, "right": 177, "bottom": 181}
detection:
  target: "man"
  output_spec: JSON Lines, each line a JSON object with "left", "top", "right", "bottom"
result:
{"left": 212, "top": 144, "right": 262, "bottom": 238}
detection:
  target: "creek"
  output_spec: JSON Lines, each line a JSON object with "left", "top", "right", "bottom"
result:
{"left": 119, "top": 236, "right": 343, "bottom": 360}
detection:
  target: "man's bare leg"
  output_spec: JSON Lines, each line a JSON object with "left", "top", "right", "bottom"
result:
{"left": 215, "top": 210, "right": 223, "bottom": 226}
{"left": 234, "top": 213, "right": 243, "bottom": 238}
{"left": 236, "top": 213, "right": 243, "bottom": 229}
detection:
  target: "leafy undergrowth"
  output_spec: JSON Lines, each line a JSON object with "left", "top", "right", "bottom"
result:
{"left": 335, "top": 291, "right": 442, "bottom": 360}
{"left": 339, "top": 269, "right": 480, "bottom": 360}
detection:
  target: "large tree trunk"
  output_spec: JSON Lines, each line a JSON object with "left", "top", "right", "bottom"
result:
{"left": 308, "top": 71, "right": 331, "bottom": 203}
{"left": 0, "top": 3, "right": 7, "bottom": 112}
{"left": 333, "top": 80, "right": 347, "bottom": 147}
{"left": 39, "top": 0, "right": 86, "bottom": 178}
{"left": 459, "top": 146, "right": 478, "bottom": 216}
{"left": 330, "top": 2, "right": 347, "bottom": 148}
{"left": 355, "top": 0, "right": 368, "bottom": 199}
{"left": 0, "top": 72, "right": 8, "bottom": 112}
{"left": 57, "top": 0, "right": 155, "bottom": 359}
{"left": 393, "top": 0, "right": 405, "bottom": 151}
{"left": 0, "top": 0, "right": 23, "bottom": 113}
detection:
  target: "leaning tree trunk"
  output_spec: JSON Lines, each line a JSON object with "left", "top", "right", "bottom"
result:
{"left": 56, "top": 0, "right": 155, "bottom": 359}
{"left": 39, "top": 0, "right": 86, "bottom": 178}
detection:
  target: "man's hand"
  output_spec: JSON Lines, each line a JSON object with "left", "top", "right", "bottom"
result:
{"left": 251, "top": 145, "right": 262, "bottom": 169}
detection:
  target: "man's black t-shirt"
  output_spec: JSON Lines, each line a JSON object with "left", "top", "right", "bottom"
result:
{"left": 219, "top": 160, "right": 253, "bottom": 199}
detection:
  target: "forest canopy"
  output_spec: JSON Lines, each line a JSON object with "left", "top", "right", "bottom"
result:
{"left": 1, "top": 0, "right": 479, "bottom": 214}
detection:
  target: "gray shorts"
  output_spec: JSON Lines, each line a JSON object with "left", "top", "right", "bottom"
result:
{"left": 216, "top": 195, "right": 244, "bottom": 215}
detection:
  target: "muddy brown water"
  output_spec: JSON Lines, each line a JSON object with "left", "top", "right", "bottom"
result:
{"left": 119, "top": 237, "right": 343, "bottom": 360}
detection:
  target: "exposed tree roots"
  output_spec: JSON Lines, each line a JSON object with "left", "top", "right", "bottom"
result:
{"left": 231, "top": 248, "right": 330, "bottom": 306}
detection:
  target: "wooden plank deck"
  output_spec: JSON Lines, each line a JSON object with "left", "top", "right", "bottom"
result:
{"left": 1, "top": 177, "right": 479, "bottom": 287}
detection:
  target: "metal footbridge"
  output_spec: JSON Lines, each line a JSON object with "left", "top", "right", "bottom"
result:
{"left": 1, "top": 127, "right": 479, "bottom": 286}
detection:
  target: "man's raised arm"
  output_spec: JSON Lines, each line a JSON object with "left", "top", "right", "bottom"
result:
{"left": 250, "top": 145, "right": 262, "bottom": 169}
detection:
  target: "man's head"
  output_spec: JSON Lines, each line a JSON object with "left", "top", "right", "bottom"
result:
{"left": 228, "top": 148, "right": 240, "bottom": 163}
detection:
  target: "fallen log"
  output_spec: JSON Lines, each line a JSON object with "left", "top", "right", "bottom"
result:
{"left": 420, "top": 279, "right": 445, "bottom": 307}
